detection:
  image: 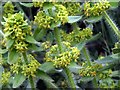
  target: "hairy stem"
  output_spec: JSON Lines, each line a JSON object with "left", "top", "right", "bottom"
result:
{"left": 54, "top": 28, "right": 76, "bottom": 89}
{"left": 103, "top": 11, "right": 120, "bottom": 39}
{"left": 83, "top": 47, "right": 91, "bottom": 66}
{"left": 29, "top": 76, "right": 35, "bottom": 90}
{"left": 64, "top": 67, "right": 76, "bottom": 89}
{"left": 54, "top": 28, "right": 63, "bottom": 52}
{"left": 82, "top": 47, "right": 98, "bottom": 88}
{"left": 22, "top": 52, "right": 35, "bottom": 90}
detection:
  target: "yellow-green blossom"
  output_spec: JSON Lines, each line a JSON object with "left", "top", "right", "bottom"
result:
{"left": 84, "top": 0, "right": 110, "bottom": 17}
{"left": 1, "top": 72, "right": 11, "bottom": 85}
{"left": 22, "top": 55, "right": 41, "bottom": 78}
{"left": 41, "top": 41, "right": 51, "bottom": 50}
{"left": 3, "top": 12, "right": 32, "bottom": 52}
{"left": 62, "top": 2, "right": 81, "bottom": 15}
{"left": 44, "top": 41, "right": 80, "bottom": 68}
{"left": 34, "top": 4, "right": 68, "bottom": 29}
{"left": 79, "top": 62, "right": 103, "bottom": 77}
{"left": 3, "top": 1, "right": 14, "bottom": 17}
{"left": 61, "top": 28, "right": 93, "bottom": 44}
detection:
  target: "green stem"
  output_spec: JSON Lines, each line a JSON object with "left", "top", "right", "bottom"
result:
{"left": 54, "top": 28, "right": 76, "bottom": 89}
{"left": 103, "top": 11, "right": 120, "bottom": 39}
{"left": 82, "top": 47, "right": 91, "bottom": 66}
{"left": 82, "top": 47, "right": 98, "bottom": 88}
{"left": 22, "top": 52, "right": 35, "bottom": 90}
{"left": 22, "top": 52, "right": 28, "bottom": 64}
{"left": 64, "top": 67, "right": 76, "bottom": 89}
{"left": 54, "top": 28, "right": 63, "bottom": 52}
{"left": 29, "top": 76, "right": 35, "bottom": 90}
{"left": 72, "top": 23, "right": 80, "bottom": 33}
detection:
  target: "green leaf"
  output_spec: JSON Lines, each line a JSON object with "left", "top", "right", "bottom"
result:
{"left": 13, "top": 73, "right": 26, "bottom": 88}
{"left": 110, "top": 2, "right": 118, "bottom": 9}
{"left": 19, "top": 2, "right": 33, "bottom": 7}
{"left": 28, "top": 44, "right": 43, "bottom": 52}
{"left": 6, "top": 39, "right": 14, "bottom": 49}
{"left": 68, "top": 62, "right": 82, "bottom": 73}
{"left": 25, "top": 35, "right": 39, "bottom": 44}
{"left": 44, "top": 81, "right": 58, "bottom": 88}
{"left": 85, "top": 15, "right": 102, "bottom": 23}
{"left": 0, "top": 49, "right": 8, "bottom": 54}
{"left": 4, "top": 31, "right": 13, "bottom": 37}
{"left": 47, "top": 32, "right": 54, "bottom": 43}
{"left": 39, "top": 62, "right": 55, "bottom": 73}
{"left": 75, "top": 41, "right": 86, "bottom": 51}
{"left": 110, "top": 70, "right": 120, "bottom": 78}
{"left": 37, "top": 70, "right": 54, "bottom": 82}
{"left": 87, "top": 32, "right": 102, "bottom": 43}
{"left": 3, "top": 16, "right": 7, "bottom": 22}
{"left": 80, "top": 77, "right": 94, "bottom": 82}
{"left": 1, "top": 22, "right": 5, "bottom": 25}
{"left": 8, "top": 49, "right": 20, "bottom": 64}
{"left": 68, "top": 16, "right": 82, "bottom": 23}
{"left": 95, "top": 53, "right": 120, "bottom": 64}
{"left": 34, "top": 29, "right": 47, "bottom": 41}
{"left": 43, "top": 3, "right": 54, "bottom": 11}
{"left": 50, "top": 21, "right": 61, "bottom": 29}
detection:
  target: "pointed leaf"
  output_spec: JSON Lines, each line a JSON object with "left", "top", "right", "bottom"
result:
{"left": 6, "top": 39, "right": 14, "bottom": 49}
{"left": 0, "top": 49, "right": 8, "bottom": 54}
{"left": 44, "top": 81, "right": 58, "bottom": 88}
{"left": 39, "top": 62, "right": 55, "bottom": 73}
{"left": 110, "top": 2, "right": 118, "bottom": 9}
{"left": 13, "top": 73, "right": 26, "bottom": 88}
{"left": 3, "top": 16, "right": 7, "bottom": 22}
{"left": 85, "top": 15, "right": 102, "bottom": 23}
{"left": 68, "top": 16, "right": 82, "bottom": 23}
{"left": 4, "top": 31, "right": 13, "bottom": 37}
{"left": 43, "top": 2, "right": 54, "bottom": 11}
{"left": 75, "top": 41, "right": 86, "bottom": 51}
{"left": 68, "top": 62, "right": 83, "bottom": 73}
{"left": 34, "top": 29, "right": 47, "bottom": 41}
{"left": 87, "top": 32, "right": 102, "bottom": 43}
{"left": 25, "top": 35, "right": 39, "bottom": 44}
{"left": 110, "top": 70, "right": 120, "bottom": 77}
{"left": 80, "top": 77, "right": 94, "bottom": 82}
{"left": 37, "top": 70, "right": 54, "bottom": 82}
{"left": 8, "top": 49, "right": 20, "bottom": 64}
{"left": 28, "top": 44, "right": 43, "bottom": 52}
{"left": 95, "top": 53, "right": 120, "bottom": 64}
{"left": 19, "top": 2, "right": 33, "bottom": 7}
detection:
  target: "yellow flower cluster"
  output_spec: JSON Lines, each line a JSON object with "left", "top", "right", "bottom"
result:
{"left": 79, "top": 62, "right": 103, "bottom": 77}
{"left": 21, "top": 55, "right": 41, "bottom": 78}
{"left": 3, "top": 12, "right": 32, "bottom": 52}
{"left": 62, "top": 2, "right": 81, "bottom": 16}
{"left": 33, "top": 0, "right": 44, "bottom": 8}
{"left": 1, "top": 72, "right": 10, "bottom": 85}
{"left": 10, "top": 55, "right": 41, "bottom": 78}
{"left": 34, "top": 4, "right": 68, "bottom": 29}
{"left": 61, "top": 28, "right": 93, "bottom": 44}
{"left": 84, "top": 0, "right": 110, "bottom": 17}
{"left": 54, "top": 4, "right": 68, "bottom": 24}
{"left": 10, "top": 58, "right": 21, "bottom": 74}
{"left": 41, "top": 41, "right": 51, "bottom": 50}
{"left": 114, "top": 42, "right": 120, "bottom": 49}
{"left": 3, "top": 1, "right": 14, "bottom": 17}
{"left": 34, "top": 11, "right": 53, "bottom": 29}
{"left": 44, "top": 42, "right": 80, "bottom": 68}
{"left": 99, "top": 78, "right": 116, "bottom": 88}
{"left": 98, "top": 69, "right": 112, "bottom": 79}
